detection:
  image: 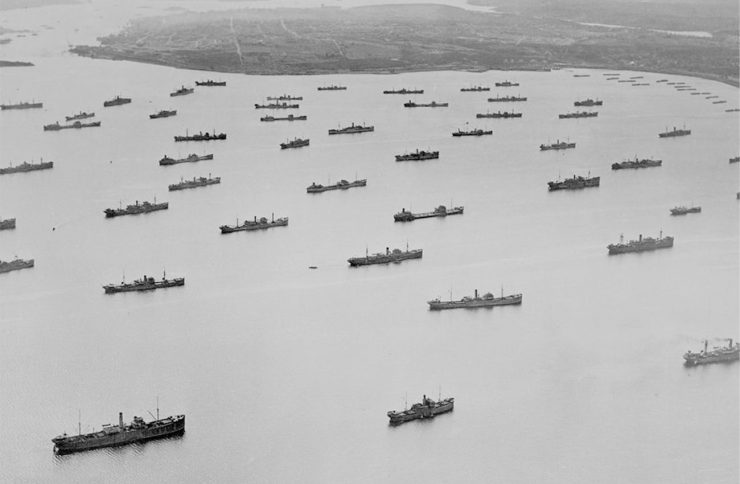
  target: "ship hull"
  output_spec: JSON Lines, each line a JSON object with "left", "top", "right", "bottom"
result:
{"left": 611, "top": 161, "right": 661, "bottom": 170}
{"left": 169, "top": 179, "right": 220, "bottom": 191}
{"left": 104, "top": 203, "right": 169, "bottom": 218}
{"left": 307, "top": 181, "right": 366, "bottom": 193}
{"left": 160, "top": 155, "right": 213, "bottom": 166}
{"left": 53, "top": 416, "right": 185, "bottom": 454}
{"left": 0, "top": 260, "right": 34, "bottom": 274}
{"left": 394, "top": 208, "right": 464, "bottom": 222}
{"left": 428, "top": 294, "right": 522, "bottom": 310}
{"left": 0, "top": 162, "right": 54, "bottom": 175}
{"left": 684, "top": 353, "right": 739, "bottom": 366}
{"left": 547, "top": 178, "right": 600, "bottom": 191}
{"left": 348, "top": 250, "right": 422, "bottom": 266}
{"left": 103, "top": 279, "right": 184, "bottom": 293}
{"left": 220, "top": 220, "right": 289, "bottom": 233}
{"left": 387, "top": 399, "right": 454, "bottom": 425}
{"left": 608, "top": 238, "right": 674, "bottom": 254}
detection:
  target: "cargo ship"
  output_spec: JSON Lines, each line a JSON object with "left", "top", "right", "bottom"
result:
{"left": 52, "top": 411, "right": 185, "bottom": 454}
{"left": 669, "top": 205, "right": 701, "bottom": 216}
{"left": 328, "top": 122, "right": 374, "bottom": 135}
{"left": 574, "top": 98, "right": 603, "bottom": 107}
{"left": 495, "top": 81, "right": 519, "bottom": 87}
{"left": 547, "top": 174, "right": 600, "bottom": 191}
{"left": 730, "top": 157, "right": 740, "bottom": 164}
{"left": 347, "top": 246, "right": 422, "bottom": 266}
{"left": 219, "top": 214, "right": 288, "bottom": 233}
{"left": 611, "top": 157, "right": 662, "bottom": 170}
{"left": 104, "top": 200, "right": 168, "bottom": 218}
{"left": 150, "top": 110, "right": 177, "bottom": 119}
{"left": 607, "top": 232, "right": 673, "bottom": 255}
{"left": 0, "top": 159, "right": 53, "bottom": 175}
{"left": 1, "top": 101, "right": 43, "bottom": 110}
{"left": 452, "top": 128, "right": 492, "bottom": 137}
{"left": 461, "top": 86, "right": 490, "bottom": 92}
{"left": 307, "top": 178, "right": 366, "bottom": 193}
{"left": 488, "top": 95, "right": 527, "bottom": 102}
{"left": 540, "top": 140, "right": 575, "bottom": 151}
{"left": 395, "top": 149, "right": 439, "bottom": 161}
{"left": 403, "top": 100, "right": 448, "bottom": 108}
{"left": 103, "top": 96, "right": 131, "bottom": 107}
{"left": 684, "top": 339, "right": 739, "bottom": 366}
{"left": 103, "top": 272, "right": 184, "bottom": 293}
{"left": 0, "top": 217, "right": 16, "bottom": 230}
{"left": 170, "top": 86, "right": 194, "bottom": 97}
{"left": 658, "top": 126, "right": 691, "bottom": 138}
{"left": 260, "top": 114, "right": 307, "bottom": 122}
{"left": 428, "top": 288, "right": 522, "bottom": 310}
{"left": 159, "top": 153, "right": 213, "bottom": 166}
{"left": 195, "top": 80, "right": 226, "bottom": 86}
{"left": 168, "top": 174, "right": 220, "bottom": 191}
{"left": 387, "top": 395, "right": 454, "bottom": 425}
{"left": 559, "top": 111, "right": 598, "bottom": 119}
{"left": 317, "top": 85, "right": 347, "bottom": 91}
{"left": 174, "top": 131, "right": 226, "bottom": 142}
{"left": 267, "top": 95, "right": 303, "bottom": 101}
{"left": 65, "top": 111, "right": 94, "bottom": 121}
{"left": 280, "top": 137, "right": 309, "bottom": 150}
{"left": 476, "top": 111, "right": 521, "bottom": 119}
{"left": 383, "top": 88, "right": 423, "bottom": 94}
{"left": 254, "top": 101, "right": 299, "bottom": 109}
{"left": 43, "top": 120, "right": 101, "bottom": 131}
{"left": 394, "top": 205, "right": 463, "bottom": 222}
{"left": 0, "top": 257, "right": 34, "bottom": 274}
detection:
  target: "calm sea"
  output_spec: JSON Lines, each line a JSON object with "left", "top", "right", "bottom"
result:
{"left": 1, "top": 2, "right": 738, "bottom": 483}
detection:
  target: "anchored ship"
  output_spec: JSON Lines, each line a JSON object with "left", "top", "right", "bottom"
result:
{"left": 387, "top": 395, "right": 454, "bottom": 425}
{"left": 495, "top": 81, "right": 519, "bottom": 87}
{"left": 611, "top": 157, "right": 662, "bottom": 170}
{"left": 280, "top": 138, "right": 310, "bottom": 150}
{"left": 607, "top": 232, "right": 674, "bottom": 255}
{"left": 658, "top": 126, "right": 691, "bottom": 138}
{"left": 729, "top": 156, "right": 739, "bottom": 164}
{"left": 559, "top": 111, "right": 598, "bottom": 119}
{"left": 220, "top": 214, "right": 288, "bottom": 233}
{"left": 65, "top": 111, "right": 94, "bottom": 121}
{"left": 43, "top": 120, "right": 101, "bottom": 131}
{"left": 174, "top": 131, "right": 226, "bottom": 142}
{"left": 395, "top": 149, "right": 439, "bottom": 161}
{"left": 103, "top": 96, "right": 131, "bottom": 107}
{"left": 104, "top": 272, "right": 184, "bottom": 293}
{"left": 307, "top": 178, "right": 366, "bottom": 193}
{"left": 461, "top": 86, "right": 490, "bottom": 92}
{"left": 159, "top": 153, "right": 213, "bottom": 166}
{"left": 0, "top": 257, "right": 34, "bottom": 274}
{"left": 394, "top": 205, "right": 463, "bottom": 222}
{"left": 383, "top": 88, "right": 423, "bottom": 94}
{"left": 1, "top": 101, "right": 43, "bottom": 110}
{"left": 317, "top": 85, "right": 347, "bottom": 91}
{"left": 488, "top": 95, "right": 527, "bottom": 102}
{"left": 0, "top": 159, "right": 53, "bottom": 175}
{"left": 104, "top": 200, "right": 168, "bottom": 218}
{"left": 403, "top": 100, "right": 448, "bottom": 108}
{"left": 540, "top": 140, "right": 575, "bottom": 151}
{"left": 254, "top": 101, "right": 299, "bottom": 109}
{"left": 670, "top": 205, "right": 701, "bottom": 216}
{"left": 170, "top": 86, "right": 194, "bottom": 97}
{"left": 328, "top": 122, "right": 374, "bottom": 135}
{"left": 347, "top": 246, "right": 422, "bottom": 266}
{"left": 150, "top": 110, "right": 177, "bottom": 119}
{"left": 0, "top": 217, "right": 16, "bottom": 230}
{"left": 260, "top": 114, "right": 307, "bottom": 122}
{"left": 684, "top": 339, "right": 739, "bottom": 366}
{"left": 267, "top": 95, "right": 303, "bottom": 101}
{"left": 452, "top": 128, "right": 492, "bottom": 137}
{"left": 574, "top": 98, "right": 603, "bottom": 107}
{"left": 169, "top": 174, "right": 220, "bottom": 191}
{"left": 195, "top": 80, "right": 226, "bottom": 86}
{"left": 476, "top": 111, "right": 521, "bottom": 118}
{"left": 547, "top": 174, "right": 600, "bottom": 191}
{"left": 428, "top": 288, "right": 522, "bottom": 310}
{"left": 52, "top": 410, "right": 185, "bottom": 454}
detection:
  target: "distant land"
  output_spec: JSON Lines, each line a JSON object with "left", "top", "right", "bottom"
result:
{"left": 70, "top": 3, "right": 739, "bottom": 86}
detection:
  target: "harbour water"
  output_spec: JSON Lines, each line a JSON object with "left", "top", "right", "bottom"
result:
{"left": 0, "top": 2, "right": 738, "bottom": 483}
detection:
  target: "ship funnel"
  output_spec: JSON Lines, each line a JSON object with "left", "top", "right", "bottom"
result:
{"left": 475, "top": 289, "right": 478, "bottom": 298}
{"left": 119, "top": 412, "right": 123, "bottom": 428}
{"left": 729, "top": 339, "right": 733, "bottom": 348}
{"left": 704, "top": 340, "right": 708, "bottom": 353}
{"left": 639, "top": 234, "right": 642, "bottom": 242}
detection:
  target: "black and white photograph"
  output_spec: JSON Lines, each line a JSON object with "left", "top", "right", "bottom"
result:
{"left": 0, "top": 0, "right": 738, "bottom": 482}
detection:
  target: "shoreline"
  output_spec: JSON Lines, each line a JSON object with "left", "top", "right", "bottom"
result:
{"left": 68, "top": 48, "right": 740, "bottom": 88}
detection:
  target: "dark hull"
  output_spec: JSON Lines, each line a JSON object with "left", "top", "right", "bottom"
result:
{"left": 559, "top": 113, "right": 598, "bottom": 119}
{"left": 1, "top": 102, "right": 43, "bottom": 110}
{"left": 659, "top": 130, "right": 691, "bottom": 138}
{"left": 394, "top": 207, "right": 463, "bottom": 222}
{"left": 540, "top": 143, "right": 575, "bottom": 151}
{"left": 160, "top": 154, "right": 213, "bottom": 166}
{"left": 547, "top": 177, "right": 600, "bottom": 191}
{"left": 280, "top": 140, "right": 309, "bottom": 149}
{"left": 260, "top": 115, "right": 307, "bottom": 122}
{"left": 608, "top": 237, "right": 674, "bottom": 254}
{"left": 328, "top": 126, "right": 374, "bottom": 135}
{"left": 452, "top": 130, "right": 492, "bottom": 137}
{"left": 387, "top": 399, "right": 454, "bottom": 425}
{"left": 196, "top": 81, "right": 226, "bottom": 86}
{"left": 383, "top": 90, "right": 423, "bottom": 94}
{"left": 150, "top": 111, "right": 177, "bottom": 119}
{"left": 65, "top": 113, "right": 95, "bottom": 121}
{"left": 348, "top": 249, "right": 422, "bottom": 266}
{"left": 174, "top": 134, "right": 226, "bottom": 142}
{"left": 574, "top": 101, "right": 602, "bottom": 106}
{"left": 103, "top": 278, "right": 184, "bottom": 293}
{"left": 170, "top": 89, "right": 194, "bottom": 97}
{"left": 0, "top": 219, "right": 16, "bottom": 230}
{"left": 104, "top": 203, "right": 169, "bottom": 218}
{"left": 428, "top": 294, "right": 522, "bottom": 310}
{"left": 53, "top": 416, "right": 185, "bottom": 454}
{"left": 476, "top": 113, "right": 521, "bottom": 118}
{"left": 220, "top": 219, "right": 289, "bottom": 233}
{"left": 0, "top": 259, "right": 34, "bottom": 274}
{"left": 670, "top": 207, "right": 701, "bottom": 216}
{"left": 395, "top": 151, "right": 439, "bottom": 161}
{"left": 169, "top": 178, "right": 220, "bottom": 191}
{"left": 0, "top": 162, "right": 54, "bottom": 175}
{"left": 612, "top": 160, "right": 662, "bottom": 170}
{"left": 404, "top": 103, "right": 448, "bottom": 108}
{"left": 684, "top": 352, "right": 739, "bottom": 366}
{"left": 488, "top": 97, "right": 527, "bottom": 102}
{"left": 103, "top": 98, "right": 131, "bottom": 107}
{"left": 307, "top": 180, "right": 366, "bottom": 193}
